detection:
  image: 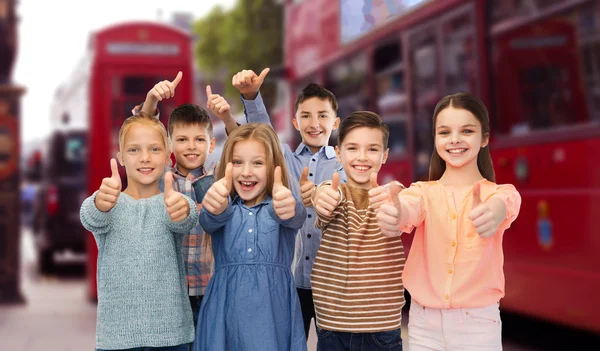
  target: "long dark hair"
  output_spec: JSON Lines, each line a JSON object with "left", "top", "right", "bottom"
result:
{"left": 429, "top": 92, "right": 495, "bottom": 182}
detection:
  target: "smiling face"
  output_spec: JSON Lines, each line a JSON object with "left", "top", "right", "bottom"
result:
{"left": 170, "top": 123, "right": 215, "bottom": 176}
{"left": 434, "top": 106, "right": 489, "bottom": 172}
{"left": 336, "top": 127, "right": 389, "bottom": 190}
{"left": 118, "top": 124, "right": 169, "bottom": 190}
{"left": 231, "top": 139, "right": 268, "bottom": 207}
{"left": 292, "top": 97, "right": 340, "bottom": 154}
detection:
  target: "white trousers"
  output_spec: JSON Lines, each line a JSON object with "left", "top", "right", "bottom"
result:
{"left": 408, "top": 300, "right": 502, "bottom": 351}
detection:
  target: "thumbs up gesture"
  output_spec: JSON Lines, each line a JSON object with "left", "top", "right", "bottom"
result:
{"left": 299, "top": 167, "right": 315, "bottom": 207}
{"left": 368, "top": 173, "right": 406, "bottom": 212}
{"left": 206, "top": 85, "right": 233, "bottom": 122}
{"left": 164, "top": 172, "right": 189, "bottom": 222}
{"left": 148, "top": 71, "right": 182, "bottom": 102}
{"left": 376, "top": 184, "right": 404, "bottom": 237}
{"left": 313, "top": 172, "right": 341, "bottom": 217}
{"left": 232, "top": 68, "right": 270, "bottom": 100}
{"left": 95, "top": 158, "right": 122, "bottom": 212}
{"left": 142, "top": 72, "right": 183, "bottom": 116}
{"left": 468, "top": 182, "right": 499, "bottom": 238}
{"left": 272, "top": 166, "right": 296, "bottom": 220}
{"left": 202, "top": 162, "right": 233, "bottom": 215}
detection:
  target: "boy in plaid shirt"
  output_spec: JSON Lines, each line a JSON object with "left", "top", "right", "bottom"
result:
{"left": 136, "top": 72, "right": 238, "bottom": 331}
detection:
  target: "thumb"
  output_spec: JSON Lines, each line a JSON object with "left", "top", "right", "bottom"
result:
{"left": 472, "top": 182, "right": 482, "bottom": 208}
{"left": 223, "top": 162, "right": 233, "bottom": 192}
{"left": 256, "top": 67, "right": 270, "bottom": 82}
{"left": 299, "top": 166, "right": 309, "bottom": 185}
{"left": 331, "top": 172, "right": 340, "bottom": 191}
{"left": 110, "top": 158, "right": 120, "bottom": 180}
{"left": 172, "top": 71, "right": 183, "bottom": 88}
{"left": 274, "top": 166, "right": 283, "bottom": 186}
{"left": 164, "top": 172, "right": 174, "bottom": 196}
{"left": 206, "top": 85, "right": 213, "bottom": 98}
{"left": 390, "top": 183, "right": 402, "bottom": 213}
{"left": 370, "top": 172, "right": 379, "bottom": 188}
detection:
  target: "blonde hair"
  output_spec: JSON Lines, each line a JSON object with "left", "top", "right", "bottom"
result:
{"left": 118, "top": 112, "right": 169, "bottom": 151}
{"left": 216, "top": 123, "right": 290, "bottom": 197}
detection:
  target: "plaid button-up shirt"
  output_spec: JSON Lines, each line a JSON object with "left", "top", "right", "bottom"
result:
{"left": 164, "top": 164, "right": 215, "bottom": 296}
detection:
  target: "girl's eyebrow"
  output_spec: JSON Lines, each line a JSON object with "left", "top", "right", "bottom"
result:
{"left": 436, "top": 124, "right": 478, "bottom": 129}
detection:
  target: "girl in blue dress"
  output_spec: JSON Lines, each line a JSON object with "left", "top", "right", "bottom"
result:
{"left": 194, "top": 123, "right": 307, "bottom": 351}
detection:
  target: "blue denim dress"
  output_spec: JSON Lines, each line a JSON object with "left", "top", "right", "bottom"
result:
{"left": 194, "top": 195, "right": 307, "bottom": 351}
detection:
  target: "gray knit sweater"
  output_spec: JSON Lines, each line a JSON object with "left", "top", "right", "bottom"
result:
{"left": 80, "top": 191, "right": 198, "bottom": 350}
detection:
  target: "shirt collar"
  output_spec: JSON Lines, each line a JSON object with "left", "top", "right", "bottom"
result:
{"left": 294, "top": 142, "right": 337, "bottom": 159}
{"left": 172, "top": 164, "right": 206, "bottom": 181}
{"left": 232, "top": 194, "right": 273, "bottom": 207}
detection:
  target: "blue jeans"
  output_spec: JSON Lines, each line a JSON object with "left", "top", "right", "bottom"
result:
{"left": 97, "top": 344, "right": 190, "bottom": 351}
{"left": 316, "top": 328, "right": 402, "bottom": 351}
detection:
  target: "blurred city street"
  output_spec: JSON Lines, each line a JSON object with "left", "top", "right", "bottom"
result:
{"left": 0, "top": 227, "right": 96, "bottom": 351}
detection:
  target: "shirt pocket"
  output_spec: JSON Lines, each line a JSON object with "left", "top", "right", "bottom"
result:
{"left": 259, "top": 220, "right": 279, "bottom": 234}
{"left": 458, "top": 233, "right": 492, "bottom": 262}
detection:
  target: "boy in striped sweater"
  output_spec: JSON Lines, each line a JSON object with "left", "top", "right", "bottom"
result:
{"left": 311, "top": 111, "right": 405, "bottom": 351}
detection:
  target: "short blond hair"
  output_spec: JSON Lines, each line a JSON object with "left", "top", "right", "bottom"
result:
{"left": 118, "top": 112, "right": 169, "bottom": 151}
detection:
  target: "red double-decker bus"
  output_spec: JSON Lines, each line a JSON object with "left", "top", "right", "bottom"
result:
{"left": 48, "top": 22, "right": 194, "bottom": 300}
{"left": 281, "top": 0, "right": 600, "bottom": 333}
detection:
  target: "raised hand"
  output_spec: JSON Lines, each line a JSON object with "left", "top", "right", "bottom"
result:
{"left": 299, "top": 166, "right": 315, "bottom": 207}
{"left": 376, "top": 184, "right": 403, "bottom": 237}
{"left": 164, "top": 172, "right": 189, "bottom": 222}
{"left": 313, "top": 172, "right": 341, "bottom": 217}
{"left": 148, "top": 71, "right": 182, "bottom": 102}
{"left": 202, "top": 163, "right": 233, "bottom": 215}
{"left": 95, "top": 158, "right": 122, "bottom": 212}
{"left": 206, "top": 85, "right": 233, "bottom": 121}
{"left": 368, "top": 173, "right": 406, "bottom": 212}
{"left": 469, "top": 182, "right": 499, "bottom": 238}
{"left": 273, "top": 166, "right": 296, "bottom": 220}
{"left": 232, "top": 68, "right": 270, "bottom": 99}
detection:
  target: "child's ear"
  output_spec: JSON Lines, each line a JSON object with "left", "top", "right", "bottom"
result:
{"left": 481, "top": 133, "right": 490, "bottom": 148}
{"left": 382, "top": 148, "right": 389, "bottom": 165}
{"left": 117, "top": 152, "right": 124, "bottom": 166}
{"left": 335, "top": 145, "right": 341, "bottom": 162}
{"left": 209, "top": 137, "right": 216, "bottom": 154}
{"left": 292, "top": 117, "right": 300, "bottom": 132}
{"left": 332, "top": 117, "right": 341, "bottom": 130}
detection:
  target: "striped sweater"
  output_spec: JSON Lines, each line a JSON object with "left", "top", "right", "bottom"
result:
{"left": 311, "top": 183, "right": 406, "bottom": 332}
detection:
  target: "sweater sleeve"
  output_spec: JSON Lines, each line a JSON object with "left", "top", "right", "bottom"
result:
{"left": 80, "top": 191, "right": 113, "bottom": 236}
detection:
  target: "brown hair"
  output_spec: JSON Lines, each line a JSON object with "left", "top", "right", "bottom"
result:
{"left": 294, "top": 83, "right": 338, "bottom": 115}
{"left": 167, "top": 103, "right": 213, "bottom": 137}
{"left": 337, "top": 111, "right": 389, "bottom": 149}
{"left": 429, "top": 92, "right": 495, "bottom": 182}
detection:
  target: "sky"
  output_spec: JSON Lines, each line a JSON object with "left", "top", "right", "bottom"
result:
{"left": 14, "top": 0, "right": 236, "bottom": 145}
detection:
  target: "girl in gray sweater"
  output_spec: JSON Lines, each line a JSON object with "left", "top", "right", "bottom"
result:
{"left": 80, "top": 113, "right": 198, "bottom": 351}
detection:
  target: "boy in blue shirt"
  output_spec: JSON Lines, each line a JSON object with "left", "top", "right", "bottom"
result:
{"left": 233, "top": 68, "right": 346, "bottom": 338}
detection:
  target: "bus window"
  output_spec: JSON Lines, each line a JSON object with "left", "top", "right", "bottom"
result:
{"left": 491, "top": 1, "right": 599, "bottom": 136}
{"left": 408, "top": 23, "right": 440, "bottom": 180}
{"left": 440, "top": 7, "right": 478, "bottom": 94}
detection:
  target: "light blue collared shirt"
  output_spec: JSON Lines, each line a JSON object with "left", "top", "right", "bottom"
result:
{"left": 242, "top": 93, "right": 346, "bottom": 289}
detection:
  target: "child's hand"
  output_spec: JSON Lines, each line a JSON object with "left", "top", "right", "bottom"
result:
{"left": 313, "top": 173, "right": 341, "bottom": 217}
{"left": 376, "top": 185, "right": 403, "bottom": 237}
{"left": 368, "top": 173, "right": 406, "bottom": 212}
{"left": 299, "top": 167, "right": 314, "bottom": 207}
{"left": 232, "top": 68, "right": 270, "bottom": 100}
{"left": 95, "top": 159, "right": 121, "bottom": 212}
{"left": 164, "top": 172, "right": 189, "bottom": 222}
{"left": 469, "top": 183, "right": 499, "bottom": 238}
{"left": 206, "top": 85, "right": 233, "bottom": 121}
{"left": 273, "top": 166, "right": 296, "bottom": 220}
{"left": 202, "top": 163, "right": 233, "bottom": 215}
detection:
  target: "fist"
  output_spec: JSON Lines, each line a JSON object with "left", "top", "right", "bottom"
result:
{"left": 95, "top": 158, "right": 122, "bottom": 212}
{"left": 273, "top": 166, "right": 296, "bottom": 220}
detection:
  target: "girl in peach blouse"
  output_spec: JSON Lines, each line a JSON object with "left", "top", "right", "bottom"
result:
{"left": 373, "top": 92, "right": 521, "bottom": 351}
